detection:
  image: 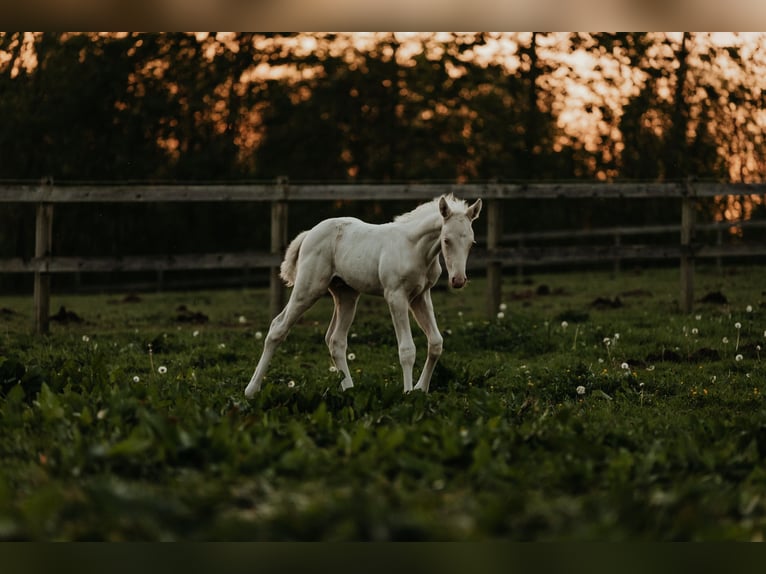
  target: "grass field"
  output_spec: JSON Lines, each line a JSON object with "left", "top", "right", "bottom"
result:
{"left": 1, "top": 265, "right": 766, "bottom": 540}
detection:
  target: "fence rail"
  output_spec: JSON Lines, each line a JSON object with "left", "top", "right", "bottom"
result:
{"left": 2, "top": 180, "right": 765, "bottom": 333}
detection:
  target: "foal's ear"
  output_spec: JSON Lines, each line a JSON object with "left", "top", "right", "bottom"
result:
{"left": 439, "top": 195, "right": 452, "bottom": 219}
{"left": 467, "top": 198, "right": 482, "bottom": 221}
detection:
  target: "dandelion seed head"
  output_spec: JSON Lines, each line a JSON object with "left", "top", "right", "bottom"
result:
{"left": 723, "top": 337, "right": 729, "bottom": 344}
{"left": 736, "top": 354, "right": 744, "bottom": 362}
{"left": 576, "top": 385, "right": 586, "bottom": 395}
{"left": 735, "top": 322, "right": 742, "bottom": 330}
{"left": 255, "top": 331, "right": 263, "bottom": 340}
{"left": 691, "top": 328, "right": 699, "bottom": 335}
{"left": 132, "top": 376, "right": 140, "bottom": 383}
{"left": 218, "top": 343, "right": 226, "bottom": 349}
{"left": 695, "top": 314, "right": 702, "bottom": 321}
{"left": 497, "top": 312, "right": 505, "bottom": 319}
{"left": 329, "top": 365, "right": 338, "bottom": 373}
{"left": 347, "top": 353, "right": 356, "bottom": 361}
{"left": 499, "top": 303, "right": 507, "bottom": 311}
{"left": 193, "top": 330, "right": 200, "bottom": 337}
{"left": 561, "top": 321, "right": 568, "bottom": 329}
{"left": 82, "top": 335, "right": 90, "bottom": 342}
{"left": 238, "top": 315, "right": 247, "bottom": 324}
{"left": 614, "top": 333, "right": 620, "bottom": 340}
{"left": 158, "top": 365, "right": 167, "bottom": 374}
{"left": 746, "top": 305, "right": 753, "bottom": 313}
{"left": 621, "top": 362, "right": 630, "bottom": 370}
{"left": 287, "top": 380, "right": 295, "bottom": 388}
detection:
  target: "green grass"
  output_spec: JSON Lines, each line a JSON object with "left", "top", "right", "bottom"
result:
{"left": 1, "top": 265, "right": 766, "bottom": 540}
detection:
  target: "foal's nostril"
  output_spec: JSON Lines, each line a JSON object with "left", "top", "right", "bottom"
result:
{"left": 451, "top": 276, "right": 466, "bottom": 289}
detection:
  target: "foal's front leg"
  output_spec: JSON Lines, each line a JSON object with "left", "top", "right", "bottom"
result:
{"left": 410, "top": 290, "right": 443, "bottom": 393}
{"left": 386, "top": 291, "right": 416, "bottom": 393}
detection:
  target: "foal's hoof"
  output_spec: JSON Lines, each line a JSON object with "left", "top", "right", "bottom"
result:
{"left": 244, "top": 383, "right": 260, "bottom": 398}
{"left": 340, "top": 378, "right": 354, "bottom": 391}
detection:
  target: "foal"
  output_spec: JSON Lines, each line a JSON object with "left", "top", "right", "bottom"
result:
{"left": 244, "top": 194, "right": 482, "bottom": 397}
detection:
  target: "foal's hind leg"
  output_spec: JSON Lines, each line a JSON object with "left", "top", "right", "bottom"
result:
{"left": 326, "top": 283, "right": 360, "bottom": 390}
{"left": 245, "top": 276, "right": 328, "bottom": 397}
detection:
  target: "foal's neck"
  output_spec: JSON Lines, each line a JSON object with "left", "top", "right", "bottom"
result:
{"left": 399, "top": 210, "right": 442, "bottom": 262}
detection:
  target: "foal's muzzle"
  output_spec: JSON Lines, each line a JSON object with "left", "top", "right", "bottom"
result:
{"left": 450, "top": 275, "right": 467, "bottom": 289}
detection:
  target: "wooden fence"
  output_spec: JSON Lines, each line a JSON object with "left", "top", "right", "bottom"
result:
{"left": 1, "top": 180, "right": 766, "bottom": 334}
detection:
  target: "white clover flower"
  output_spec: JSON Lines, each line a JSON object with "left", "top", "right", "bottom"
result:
{"left": 255, "top": 331, "right": 263, "bottom": 340}
{"left": 132, "top": 375, "right": 140, "bottom": 383}
{"left": 347, "top": 353, "right": 356, "bottom": 361}
{"left": 158, "top": 365, "right": 167, "bottom": 374}
{"left": 735, "top": 322, "right": 742, "bottom": 330}
{"left": 97, "top": 409, "right": 108, "bottom": 420}
{"left": 576, "top": 385, "right": 586, "bottom": 395}
{"left": 499, "top": 303, "right": 507, "bottom": 312}
{"left": 238, "top": 315, "right": 247, "bottom": 324}
{"left": 497, "top": 312, "right": 505, "bottom": 319}
{"left": 287, "top": 380, "right": 295, "bottom": 388}
{"left": 561, "top": 321, "right": 569, "bottom": 330}
{"left": 218, "top": 343, "right": 226, "bottom": 349}
{"left": 598, "top": 358, "right": 604, "bottom": 364}
{"left": 621, "top": 362, "right": 630, "bottom": 370}
{"left": 746, "top": 305, "right": 753, "bottom": 313}
{"left": 736, "top": 354, "right": 744, "bottom": 362}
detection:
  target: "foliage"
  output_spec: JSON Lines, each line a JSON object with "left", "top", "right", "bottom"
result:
{"left": 1, "top": 266, "right": 766, "bottom": 540}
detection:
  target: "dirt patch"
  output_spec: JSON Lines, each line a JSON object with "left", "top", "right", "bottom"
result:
{"left": 50, "top": 306, "right": 83, "bottom": 324}
{"left": 175, "top": 305, "right": 209, "bottom": 324}
{"left": 591, "top": 296, "right": 623, "bottom": 310}
{"left": 699, "top": 291, "right": 728, "bottom": 305}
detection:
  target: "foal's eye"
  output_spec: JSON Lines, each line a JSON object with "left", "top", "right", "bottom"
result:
{"left": 443, "top": 238, "right": 451, "bottom": 247}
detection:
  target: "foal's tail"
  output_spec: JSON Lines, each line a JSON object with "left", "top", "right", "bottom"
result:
{"left": 279, "top": 230, "right": 309, "bottom": 287}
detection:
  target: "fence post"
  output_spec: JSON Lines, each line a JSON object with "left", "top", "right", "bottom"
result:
{"left": 613, "top": 232, "right": 622, "bottom": 276}
{"left": 34, "top": 186, "right": 54, "bottom": 334}
{"left": 486, "top": 198, "right": 502, "bottom": 319}
{"left": 270, "top": 177, "right": 289, "bottom": 319}
{"left": 680, "top": 182, "right": 696, "bottom": 314}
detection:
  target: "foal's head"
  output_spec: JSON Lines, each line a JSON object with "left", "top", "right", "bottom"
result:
{"left": 438, "top": 195, "right": 482, "bottom": 289}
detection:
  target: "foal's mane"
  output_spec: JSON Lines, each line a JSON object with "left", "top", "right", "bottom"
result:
{"left": 393, "top": 194, "right": 469, "bottom": 223}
